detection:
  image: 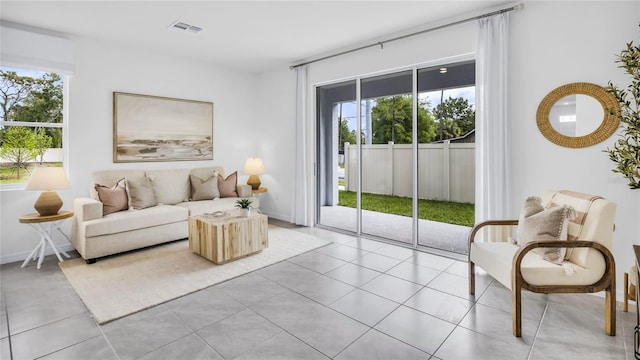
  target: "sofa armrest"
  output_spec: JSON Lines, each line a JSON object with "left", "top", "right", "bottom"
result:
{"left": 236, "top": 184, "right": 252, "bottom": 198}
{"left": 74, "top": 197, "right": 103, "bottom": 222}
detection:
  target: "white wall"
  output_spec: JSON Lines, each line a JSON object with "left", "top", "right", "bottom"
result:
{"left": 0, "top": 36, "right": 260, "bottom": 262}
{"left": 273, "top": 1, "right": 638, "bottom": 297}
{"left": 508, "top": 1, "right": 640, "bottom": 297}
{"left": 252, "top": 67, "right": 297, "bottom": 221}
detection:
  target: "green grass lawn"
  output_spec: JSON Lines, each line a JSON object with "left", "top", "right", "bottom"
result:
{"left": 0, "top": 163, "right": 62, "bottom": 184}
{"left": 338, "top": 190, "right": 474, "bottom": 227}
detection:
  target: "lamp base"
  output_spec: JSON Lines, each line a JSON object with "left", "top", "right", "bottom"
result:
{"left": 247, "top": 175, "right": 261, "bottom": 190}
{"left": 34, "top": 191, "right": 63, "bottom": 216}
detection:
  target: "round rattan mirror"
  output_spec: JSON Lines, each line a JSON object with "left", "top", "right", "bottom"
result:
{"left": 536, "top": 82, "right": 620, "bottom": 148}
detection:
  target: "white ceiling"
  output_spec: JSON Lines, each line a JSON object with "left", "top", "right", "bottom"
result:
{"left": 0, "top": 1, "right": 513, "bottom": 73}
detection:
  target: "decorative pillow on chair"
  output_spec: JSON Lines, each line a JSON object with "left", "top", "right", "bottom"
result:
{"left": 190, "top": 173, "right": 220, "bottom": 200}
{"left": 218, "top": 171, "right": 239, "bottom": 197}
{"left": 95, "top": 178, "right": 130, "bottom": 215}
{"left": 516, "top": 196, "right": 574, "bottom": 264}
{"left": 127, "top": 177, "right": 157, "bottom": 209}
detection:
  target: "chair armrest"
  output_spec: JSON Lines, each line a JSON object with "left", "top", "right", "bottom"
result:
{"left": 512, "top": 240, "right": 616, "bottom": 293}
{"left": 468, "top": 219, "right": 519, "bottom": 247}
{"left": 73, "top": 197, "right": 103, "bottom": 222}
{"left": 236, "top": 184, "right": 252, "bottom": 198}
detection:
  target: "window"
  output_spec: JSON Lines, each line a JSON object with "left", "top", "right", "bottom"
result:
{"left": 0, "top": 66, "right": 66, "bottom": 187}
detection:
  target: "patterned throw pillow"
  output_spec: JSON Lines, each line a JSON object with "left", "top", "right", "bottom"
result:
{"left": 95, "top": 178, "right": 129, "bottom": 215}
{"left": 516, "top": 196, "right": 574, "bottom": 264}
{"left": 217, "top": 171, "right": 239, "bottom": 198}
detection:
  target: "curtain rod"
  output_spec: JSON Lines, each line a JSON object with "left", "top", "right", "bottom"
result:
{"left": 289, "top": 2, "right": 524, "bottom": 70}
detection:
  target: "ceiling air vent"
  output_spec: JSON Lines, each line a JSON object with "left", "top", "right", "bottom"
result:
{"left": 169, "top": 21, "right": 203, "bottom": 35}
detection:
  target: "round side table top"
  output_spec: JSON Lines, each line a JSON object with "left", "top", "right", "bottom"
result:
{"left": 252, "top": 187, "right": 268, "bottom": 194}
{"left": 19, "top": 210, "right": 74, "bottom": 224}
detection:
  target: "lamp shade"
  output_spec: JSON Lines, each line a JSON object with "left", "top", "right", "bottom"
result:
{"left": 25, "top": 167, "right": 70, "bottom": 191}
{"left": 243, "top": 158, "right": 265, "bottom": 175}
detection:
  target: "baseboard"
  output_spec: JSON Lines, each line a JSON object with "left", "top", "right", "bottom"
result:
{"left": 0, "top": 243, "right": 75, "bottom": 265}
{"left": 262, "top": 211, "right": 291, "bottom": 223}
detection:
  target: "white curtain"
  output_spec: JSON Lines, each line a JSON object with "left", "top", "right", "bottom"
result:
{"left": 475, "top": 13, "right": 511, "bottom": 227}
{"left": 291, "top": 65, "right": 308, "bottom": 225}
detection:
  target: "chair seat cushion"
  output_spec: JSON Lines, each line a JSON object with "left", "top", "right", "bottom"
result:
{"left": 470, "top": 242, "right": 606, "bottom": 290}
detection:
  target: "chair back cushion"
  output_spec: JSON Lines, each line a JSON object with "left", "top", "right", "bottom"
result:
{"left": 541, "top": 190, "right": 616, "bottom": 267}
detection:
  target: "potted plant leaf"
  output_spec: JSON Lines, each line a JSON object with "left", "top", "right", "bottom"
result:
{"left": 235, "top": 198, "right": 253, "bottom": 217}
{"left": 605, "top": 25, "right": 640, "bottom": 189}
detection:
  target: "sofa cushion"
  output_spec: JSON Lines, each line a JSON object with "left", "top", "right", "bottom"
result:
{"left": 83, "top": 205, "right": 188, "bottom": 238}
{"left": 146, "top": 169, "right": 190, "bottom": 205}
{"left": 190, "top": 173, "right": 219, "bottom": 200}
{"left": 95, "top": 178, "right": 129, "bottom": 215}
{"left": 127, "top": 177, "right": 157, "bottom": 209}
{"left": 218, "top": 171, "right": 239, "bottom": 197}
{"left": 470, "top": 242, "right": 606, "bottom": 290}
{"left": 190, "top": 166, "right": 226, "bottom": 180}
{"left": 516, "top": 196, "right": 573, "bottom": 265}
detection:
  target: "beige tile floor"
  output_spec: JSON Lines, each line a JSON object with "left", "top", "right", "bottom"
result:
{"left": 0, "top": 221, "right": 635, "bottom": 359}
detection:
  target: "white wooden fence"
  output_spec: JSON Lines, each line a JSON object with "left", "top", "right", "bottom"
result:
{"left": 343, "top": 142, "right": 475, "bottom": 203}
{"left": 0, "top": 148, "right": 63, "bottom": 163}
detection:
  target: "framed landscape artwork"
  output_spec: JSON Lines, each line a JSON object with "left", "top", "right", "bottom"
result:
{"left": 113, "top": 92, "right": 214, "bottom": 163}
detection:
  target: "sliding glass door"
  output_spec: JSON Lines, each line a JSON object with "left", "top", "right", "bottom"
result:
{"left": 316, "top": 80, "right": 357, "bottom": 233}
{"left": 316, "top": 61, "right": 476, "bottom": 254}
{"left": 359, "top": 70, "right": 414, "bottom": 243}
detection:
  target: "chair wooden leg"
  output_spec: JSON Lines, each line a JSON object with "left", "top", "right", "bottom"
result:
{"left": 625, "top": 272, "right": 629, "bottom": 312}
{"left": 605, "top": 282, "right": 616, "bottom": 336}
{"left": 469, "top": 261, "right": 475, "bottom": 296}
{"left": 512, "top": 280, "right": 522, "bottom": 337}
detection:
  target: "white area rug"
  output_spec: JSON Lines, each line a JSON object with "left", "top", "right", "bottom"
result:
{"left": 59, "top": 227, "right": 331, "bottom": 324}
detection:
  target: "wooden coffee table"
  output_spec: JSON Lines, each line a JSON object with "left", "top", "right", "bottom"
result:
{"left": 188, "top": 210, "right": 268, "bottom": 264}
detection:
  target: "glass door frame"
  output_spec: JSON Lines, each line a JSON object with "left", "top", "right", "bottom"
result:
{"left": 314, "top": 54, "right": 475, "bottom": 251}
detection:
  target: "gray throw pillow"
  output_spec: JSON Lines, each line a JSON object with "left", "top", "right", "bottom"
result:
{"left": 516, "top": 196, "right": 573, "bottom": 264}
{"left": 190, "top": 173, "right": 220, "bottom": 200}
{"left": 127, "top": 177, "right": 157, "bottom": 209}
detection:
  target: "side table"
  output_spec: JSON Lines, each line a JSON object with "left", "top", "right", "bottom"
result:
{"left": 19, "top": 210, "right": 73, "bottom": 269}
{"left": 252, "top": 187, "right": 268, "bottom": 195}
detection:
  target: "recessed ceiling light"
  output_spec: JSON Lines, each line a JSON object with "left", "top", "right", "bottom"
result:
{"left": 168, "top": 20, "right": 203, "bottom": 35}
{"left": 439, "top": 67, "right": 448, "bottom": 74}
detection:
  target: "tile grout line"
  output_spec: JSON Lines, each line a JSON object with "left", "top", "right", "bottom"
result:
{"left": 526, "top": 298, "right": 550, "bottom": 360}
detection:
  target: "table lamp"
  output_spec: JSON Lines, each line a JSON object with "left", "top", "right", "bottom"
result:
{"left": 25, "top": 167, "right": 70, "bottom": 216}
{"left": 243, "top": 157, "right": 265, "bottom": 190}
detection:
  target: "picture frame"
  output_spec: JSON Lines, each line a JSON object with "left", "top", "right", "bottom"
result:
{"left": 113, "top": 92, "right": 214, "bottom": 163}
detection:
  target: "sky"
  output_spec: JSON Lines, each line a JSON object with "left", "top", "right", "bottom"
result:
{"left": 1, "top": 66, "right": 47, "bottom": 79}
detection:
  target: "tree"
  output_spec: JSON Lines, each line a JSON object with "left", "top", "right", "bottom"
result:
{"left": 371, "top": 95, "right": 437, "bottom": 144}
{"left": 432, "top": 96, "right": 476, "bottom": 141}
{"left": 5, "top": 72, "right": 63, "bottom": 147}
{"left": 338, "top": 118, "right": 357, "bottom": 151}
{"left": 0, "top": 70, "right": 38, "bottom": 123}
{"left": 33, "top": 128, "right": 52, "bottom": 164}
{"left": 0, "top": 126, "right": 37, "bottom": 179}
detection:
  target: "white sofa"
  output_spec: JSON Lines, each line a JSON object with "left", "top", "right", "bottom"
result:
{"left": 71, "top": 166, "right": 258, "bottom": 263}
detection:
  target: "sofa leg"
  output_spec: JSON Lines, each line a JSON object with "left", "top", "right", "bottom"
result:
{"left": 86, "top": 258, "right": 96, "bottom": 264}
{"left": 469, "top": 261, "right": 476, "bottom": 296}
